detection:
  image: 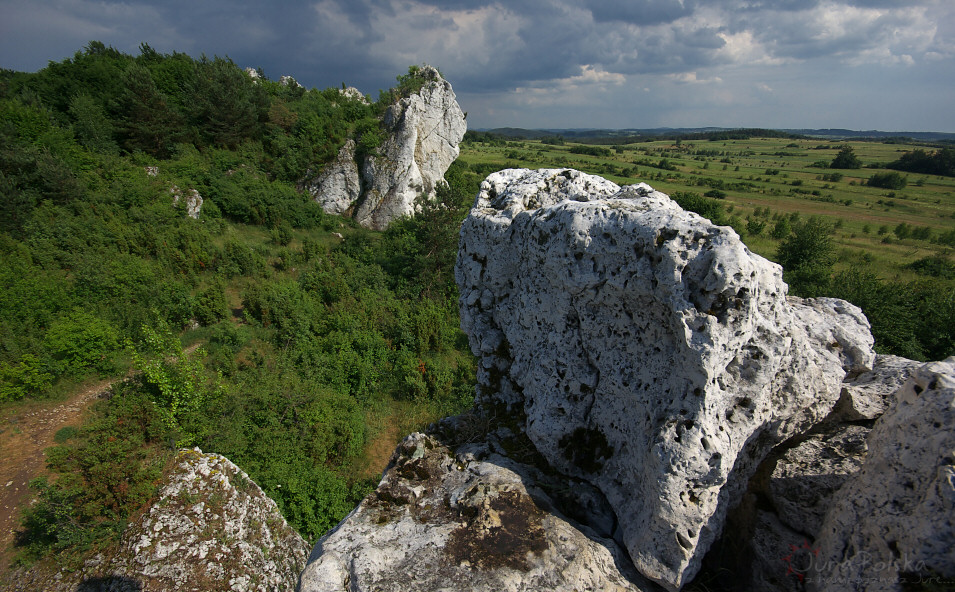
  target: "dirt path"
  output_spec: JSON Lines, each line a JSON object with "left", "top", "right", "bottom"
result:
{"left": 0, "top": 378, "right": 118, "bottom": 573}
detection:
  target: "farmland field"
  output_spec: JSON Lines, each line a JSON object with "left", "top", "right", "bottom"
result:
{"left": 459, "top": 136, "right": 955, "bottom": 281}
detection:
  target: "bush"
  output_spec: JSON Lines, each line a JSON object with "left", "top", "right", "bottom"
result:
{"left": 671, "top": 192, "right": 726, "bottom": 225}
{"left": 44, "top": 310, "right": 120, "bottom": 377}
{"left": 16, "top": 381, "right": 171, "bottom": 559}
{"left": 0, "top": 355, "right": 53, "bottom": 402}
{"left": 867, "top": 171, "right": 907, "bottom": 190}
{"left": 777, "top": 216, "right": 835, "bottom": 297}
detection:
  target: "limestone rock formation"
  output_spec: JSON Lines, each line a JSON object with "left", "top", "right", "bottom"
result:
{"left": 298, "top": 432, "right": 651, "bottom": 592}
{"left": 455, "top": 168, "right": 874, "bottom": 590}
{"left": 305, "top": 139, "right": 362, "bottom": 217}
{"left": 171, "top": 185, "right": 203, "bottom": 219}
{"left": 299, "top": 168, "right": 953, "bottom": 592}
{"left": 810, "top": 357, "right": 955, "bottom": 591}
{"left": 301, "top": 66, "right": 466, "bottom": 230}
{"left": 7, "top": 448, "right": 308, "bottom": 592}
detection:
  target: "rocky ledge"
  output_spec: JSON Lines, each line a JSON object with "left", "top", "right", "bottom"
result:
{"left": 299, "top": 169, "right": 955, "bottom": 592}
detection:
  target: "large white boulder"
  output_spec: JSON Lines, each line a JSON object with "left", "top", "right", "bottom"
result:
{"left": 304, "top": 139, "right": 362, "bottom": 217}
{"left": 455, "top": 168, "right": 875, "bottom": 590}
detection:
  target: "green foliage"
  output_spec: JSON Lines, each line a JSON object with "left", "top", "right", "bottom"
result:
{"left": 0, "top": 355, "right": 52, "bottom": 402}
{"left": 829, "top": 270, "right": 955, "bottom": 361}
{"left": 887, "top": 148, "right": 955, "bottom": 177}
{"left": 830, "top": 144, "right": 861, "bottom": 169}
{"left": 16, "top": 381, "right": 171, "bottom": 559}
{"left": 127, "top": 319, "right": 223, "bottom": 444}
{"left": 44, "top": 310, "right": 120, "bottom": 377}
{"left": 1, "top": 44, "right": 480, "bottom": 557}
{"left": 671, "top": 191, "right": 727, "bottom": 225}
{"left": 186, "top": 56, "right": 268, "bottom": 149}
{"left": 113, "top": 62, "right": 185, "bottom": 157}
{"left": 908, "top": 255, "right": 955, "bottom": 279}
{"left": 68, "top": 93, "right": 118, "bottom": 153}
{"left": 867, "top": 171, "right": 907, "bottom": 190}
{"left": 569, "top": 145, "right": 612, "bottom": 157}
{"left": 194, "top": 280, "right": 229, "bottom": 326}
{"left": 777, "top": 216, "right": 835, "bottom": 297}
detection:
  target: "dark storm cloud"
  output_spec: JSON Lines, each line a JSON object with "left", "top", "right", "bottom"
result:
{"left": 581, "top": 0, "right": 696, "bottom": 25}
{"left": 1, "top": 0, "right": 952, "bottom": 129}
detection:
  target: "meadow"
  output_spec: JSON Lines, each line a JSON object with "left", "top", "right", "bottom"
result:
{"left": 459, "top": 135, "right": 955, "bottom": 281}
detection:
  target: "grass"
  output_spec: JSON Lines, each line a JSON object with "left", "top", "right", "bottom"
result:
{"left": 460, "top": 137, "right": 955, "bottom": 280}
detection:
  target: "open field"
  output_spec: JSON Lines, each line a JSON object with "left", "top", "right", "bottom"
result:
{"left": 459, "top": 136, "right": 955, "bottom": 280}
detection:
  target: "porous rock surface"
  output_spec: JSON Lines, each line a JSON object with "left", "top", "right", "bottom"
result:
{"left": 302, "top": 66, "right": 466, "bottom": 230}
{"left": 454, "top": 168, "right": 875, "bottom": 590}
{"left": 7, "top": 448, "right": 308, "bottom": 592}
{"left": 298, "top": 432, "right": 651, "bottom": 592}
{"left": 829, "top": 354, "right": 921, "bottom": 422}
{"left": 810, "top": 357, "right": 955, "bottom": 591}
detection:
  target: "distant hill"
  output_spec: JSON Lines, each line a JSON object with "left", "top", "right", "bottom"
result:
{"left": 476, "top": 127, "right": 955, "bottom": 144}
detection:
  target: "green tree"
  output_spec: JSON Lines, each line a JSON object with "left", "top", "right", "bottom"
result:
{"left": 113, "top": 63, "right": 184, "bottom": 156}
{"left": 776, "top": 216, "right": 835, "bottom": 297}
{"left": 127, "top": 318, "right": 222, "bottom": 444}
{"left": 68, "top": 93, "right": 117, "bottom": 153}
{"left": 830, "top": 144, "right": 861, "bottom": 169}
{"left": 187, "top": 56, "right": 268, "bottom": 149}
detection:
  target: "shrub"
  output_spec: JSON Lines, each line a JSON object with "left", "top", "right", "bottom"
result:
{"left": 44, "top": 310, "right": 120, "bottom": 377}
{"left": 777, "top": 216, "right": 835, "bottom": 297}
{"left": 867, "top": 171, "right": 907, "bottom": 190}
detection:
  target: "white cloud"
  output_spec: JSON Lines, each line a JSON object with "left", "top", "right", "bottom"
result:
{"left": 667, "top": 71, "right": 723, "bottom": 84}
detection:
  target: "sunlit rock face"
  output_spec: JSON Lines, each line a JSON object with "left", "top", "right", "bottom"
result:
{"left": 302, "top": 66, "right": 466, "bottom": 230}
{"left": 455, "top": 168, "right": 874, "bottom": 590}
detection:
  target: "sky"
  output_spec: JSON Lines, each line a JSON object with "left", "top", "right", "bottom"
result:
{"left": 1, "top": 0, "right": 954, "bottom": 132}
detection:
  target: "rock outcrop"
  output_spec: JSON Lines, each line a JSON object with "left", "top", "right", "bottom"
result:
{"left": 455, "top": 168, "right": 873, "bottom": 590}
{"left": 171, "top": 185, "right": 203, "bottom": 219}
{"left": 299, "top": 168, "right": 954, "bottom": 592}
{"left": 810, "top": 357, "right": 955, "bottom": 591}
{"left": 7, "top": 448, "right": 308, "bottom": 592}
{"left": 301, "top": 66, "right": 466, "bottom": 230}
{"left": 299, "top": 431, "right": 651, "bottom": 592}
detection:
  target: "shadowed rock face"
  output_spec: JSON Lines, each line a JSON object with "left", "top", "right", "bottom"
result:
{"left": 302, "top": 66, "right": 466, "bottom": 230}
{"left": 810, "top": 357, "right": 955, "bottom": 592}
{"left": 455, "top": 168, "right": 874, "bottom": 590}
